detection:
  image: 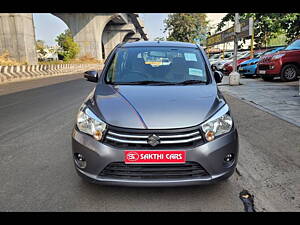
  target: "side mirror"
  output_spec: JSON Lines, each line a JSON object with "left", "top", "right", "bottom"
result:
{"left": 84, "top": 70, "right": 98, "bottom": 82}
{"left": 214, "top": 71, "right": 223, "bottom": 83}
{"left": 211, "top": 64, "right": 217, "bottom": 71}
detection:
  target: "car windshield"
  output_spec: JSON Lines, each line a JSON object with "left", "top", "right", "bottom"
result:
{"left": 285, "top": 39, "right": 300, "bottom": 50}
{"left": 253, "top": 51, "right": 266, "bottom": 58}
{"left": 210, "top": 54, "right": 220, "bottom": 59}
{"left": 105, "top": 46, "right": 208, "bottom": 85}
{"left": 239, "top": 52, "right": 250, "bottom": 59}
{"left": 259, "top": 49, "right": 274, "bottom": 57}
{"left": 224, "top": 52, "right": 233, "bottom": 58}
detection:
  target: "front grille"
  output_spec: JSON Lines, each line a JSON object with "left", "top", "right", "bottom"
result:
{"left": 259, "top": 57, "right": 272, "bottom": 63}
{"left": 99, "top": 161, "right": 209, "bottom": 180}
{"left": 104, "top": 126, "right": 203, "bottom": 149}
{"left": 258, "top": 65, "right": 270, "bottom": 70}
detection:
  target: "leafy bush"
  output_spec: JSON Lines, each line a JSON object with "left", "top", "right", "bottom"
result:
{"left": 55, "top": 29, "right": 80, "bottom": 61}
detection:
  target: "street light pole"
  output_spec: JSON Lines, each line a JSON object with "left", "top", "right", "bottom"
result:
{"left": 229, "top": 13, "right": 240, "bottom": 85}
{"left": 233, "top": 13, "right": 239, "bottom": 72}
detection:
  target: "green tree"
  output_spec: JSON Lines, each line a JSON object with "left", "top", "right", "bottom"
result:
{"left": 267, "top": 32, "right": 287, "bottom": 46}
{"left": 55, "top": 29, "right": 80, "bottom": 61}
{"left": 278, "top": 13, "right": 300, "bottom": 42}
{"left": 164, "top": 13, "right": 209, "bottom": 44}
{"left": 36, "top": 40, "right": 47, "bottom": 57}
{"left": 215, "top": 13, "right": 300, "bottom": 48}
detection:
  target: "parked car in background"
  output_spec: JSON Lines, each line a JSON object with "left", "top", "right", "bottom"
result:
{"left": 209, "top": 52, "right": 234, "bottom": 67}
{"left": 221, "top": 51, "right": 234, "bottom": 60}
{"left": 213, "top": 52, "right": 243, "bottom": 71}
{"left": 257, "top": 39, "right": 300, "bottom": 81}
{"left": 238, "top": 47, "right": 285, "bottom": 78}
{"left": 209, "top": 53, "right": 221, "bottom": 64}
{"left": 221, "top": 51, "right": 250, "bottom": 75}
{"left": 222, "top": 50, "right": 269, "bottom": 75}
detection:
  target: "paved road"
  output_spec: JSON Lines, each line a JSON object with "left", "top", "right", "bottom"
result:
{"left": 0, "top": 74, "right": 299, "bottom": 211}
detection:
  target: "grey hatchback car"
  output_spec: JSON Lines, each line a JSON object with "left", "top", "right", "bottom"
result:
{"left": 72, "top": 41, "right": 239, "bottom": 187}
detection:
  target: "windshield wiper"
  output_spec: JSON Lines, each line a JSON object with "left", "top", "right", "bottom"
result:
{"left": 111, "top": 80, "right": 208, "bottom": 85}
{"left": 112, "top": 81, "right": 174, "bottom": 85}
{"left": 173, "top": 80, "right": 208, "bottom": 85}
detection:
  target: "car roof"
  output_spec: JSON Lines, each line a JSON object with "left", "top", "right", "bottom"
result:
{"left": 121, "top": 41, "right": 198, "bottom": 48}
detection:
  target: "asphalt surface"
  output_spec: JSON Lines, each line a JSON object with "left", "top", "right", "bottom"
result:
{"left": 0, "top": 74, "right": 299, "bottom": 211}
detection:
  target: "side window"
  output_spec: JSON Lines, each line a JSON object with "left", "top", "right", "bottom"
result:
{"left": 106, "top": 54, "right": 117, "bottom": 82}
{"left": 106, "top": 50, "right": 128, "bottom": 82}
{"left": 104, "top": 45, "right": 119, "bottom": 64}
{"left": 120, "top": 51, "right": 128, "bottom": 72}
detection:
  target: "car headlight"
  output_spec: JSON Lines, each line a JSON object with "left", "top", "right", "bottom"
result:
{"left": 272, "top": 54, "right": 285, "bottom": 60}
{"left": 248, "top": 61, "right": 257, "bottom": 66}
{"left": 76, "top": 104, "right": 107, "bottom": 141}
{"left": 201, "top": 104, "right": 233, "bottom": 142}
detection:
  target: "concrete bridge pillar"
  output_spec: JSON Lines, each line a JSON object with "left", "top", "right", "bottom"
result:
{"left": 54, "top": 13, "right": 130, "bottom": 61}
{"left": 54, "top": 13, "right": 105, "bottom": 60}
{"left": 0, "top": 13, "right": 147, "bottom": 64}
{"left": 0, "top": 13, "right": 38, "bottom": 64}
{"left": 102, "top": 23, "right": 136, "bottom": 59}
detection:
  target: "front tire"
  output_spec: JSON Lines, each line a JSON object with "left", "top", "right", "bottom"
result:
{"left": 280, "top": 64, "right": 298, "bottom": 81}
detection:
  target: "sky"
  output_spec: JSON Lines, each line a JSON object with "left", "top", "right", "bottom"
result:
{"left": 33, "top": 13, "right": 227, "bottom": 46}
{"left": 33, "top": 13, "right": 68, "bottom": 46}
{"left": 139, "top": 13, "right": 169, "bottom": 40}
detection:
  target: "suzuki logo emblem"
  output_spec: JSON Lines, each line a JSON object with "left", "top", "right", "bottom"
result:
{"left": 147, "top": 134, "right": 160, "bottom": 147}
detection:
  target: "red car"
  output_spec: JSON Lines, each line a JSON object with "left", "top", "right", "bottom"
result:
{"left": 222, "top": 50, "right": 265, "bottom": 75}
{"left": 257, "top": 39, "right": 300, "bottom": 81}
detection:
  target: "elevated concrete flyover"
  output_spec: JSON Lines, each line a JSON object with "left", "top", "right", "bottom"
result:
{"left": 0, "top": 13, "right": 148, "bottom": 65}
{"left": 102, "top": 22, "right": 139, "bottom": 59}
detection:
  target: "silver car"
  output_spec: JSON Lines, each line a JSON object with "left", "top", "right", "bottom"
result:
{"left": 72, "top": 41, "right": 239, "bottom": 187}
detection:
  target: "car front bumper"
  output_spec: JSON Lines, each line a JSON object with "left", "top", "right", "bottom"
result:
{"left": 257, "top": 60, "right": 282, "bottom": 76}
{"left": 239, "top": 65, "right": 257, "bottom": 75}
{"left": 71, "top": 127, "right": 239, "bottom": 187}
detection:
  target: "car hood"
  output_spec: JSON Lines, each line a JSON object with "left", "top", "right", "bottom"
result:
{"left": 259, "top": 49, "right": 299, "bottom": 62}
{"left": 241, "top": 58, "right": 259, "bottom": 65}
{"left": 93, "top": 84, "right": 224, "bottom": 129}
{"left": 273, "top": 49, "right": 300, "bottom": 55}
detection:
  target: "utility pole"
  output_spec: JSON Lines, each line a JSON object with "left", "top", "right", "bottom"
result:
{"left": 250, "top": 19, "right": 254, "bottom": 59}
{"left": 229, "top": 13, "right": 241, "bottom": 85}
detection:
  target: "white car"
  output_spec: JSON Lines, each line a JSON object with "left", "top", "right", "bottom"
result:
{"left": 208, "top": 53, "right": 221, "bottom": 64}
{"left": 214, "top": 52, "right": 246, "bottom": 70}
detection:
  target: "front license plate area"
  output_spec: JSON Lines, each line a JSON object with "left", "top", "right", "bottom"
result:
{"left": 258, "top": 70, "right": 266, "bottom": 74}
{"left": 124, "top": 150, "right": 186, "bottom": 164}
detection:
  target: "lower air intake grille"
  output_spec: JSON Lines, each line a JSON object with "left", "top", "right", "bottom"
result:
{"left": 258, "top": 65, "right": 270, "bottom": 70}
{"left": 99, "top": 162, "right": 209, "bottom": 180}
